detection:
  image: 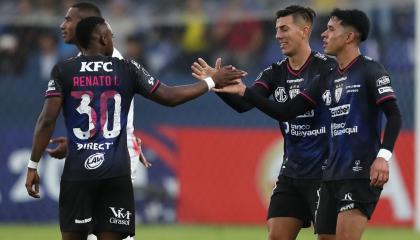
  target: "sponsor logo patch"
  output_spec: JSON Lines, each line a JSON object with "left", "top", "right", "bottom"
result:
{"left": 322, "top": 90, "right": 332, "bottom": 106}
{"left": 378, "top": 86, "right": 394, "bottom": 94}
{"left": 329, "top": 104, "right": 351, "bottom": 118}
{"left": 376, "top": 76, "right": 390, "bottom": 87}
{"left": 274, "top": 87, "right": 287, "bottom": 102}
{"left": 84, "top": 152, "right": 105, "bottom": 170}
{"left": 109, "top": 207, "right": 132, "bottom": 226}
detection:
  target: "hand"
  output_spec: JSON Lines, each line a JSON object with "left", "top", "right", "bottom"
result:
{"left": 370, "top": 157, "right": 389, "bottom": 187}
{"left": 46, "top": 137, "right": 68, "bottom": 159}
{"left": 25, "top": 168, "right": 40, "bottom": 198}
{"left": 213, "top": 80, "right": 247, "bottom": 96}
{"left": 212, "top": 66, "right": 247, "bottom": 88}
{"left": 136, "top": 137, "right": 151, "bottom": 168}
{"left": 191, "top": 58, "right": 221, "bottom": 81}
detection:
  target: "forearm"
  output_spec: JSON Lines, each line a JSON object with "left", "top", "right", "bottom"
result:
{"left": 30, "top": 116, "right": 57, "bottom": 162}
{"left": 381, "top": 100, "right": 402, "bottom": 151}
{"left": 216, "top": 92, "right": 254, "bottom": 113}
{"left": 243, "top": 88, "right": 314, "bottom": 121}
{"left": 151, "top": 81, "right": 208, "bottom": 107}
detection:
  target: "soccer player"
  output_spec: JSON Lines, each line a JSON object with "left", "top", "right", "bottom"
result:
{"left": 214, "top": 9, "right": 402, "bottom": 240}
{"left": 192, "top": 5, "right": 336, "bottom": 240}
{"left": 46, "top": 2, "right": 151, "bottom": 180}
{"left": 25, "top": 16, "right": 244, "bottom": 240}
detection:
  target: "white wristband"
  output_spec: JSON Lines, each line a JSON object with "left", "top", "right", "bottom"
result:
{"left": 27, "top": 160, "right": 39, "bottom": 169}
{"left": 377, "top": 149, "right": 392, "bottom": 162}
{"left": 203, "top": 77, "right": 215, "bottom": 91}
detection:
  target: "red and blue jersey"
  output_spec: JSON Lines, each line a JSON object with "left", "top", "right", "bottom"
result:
{"left": 45, "top": 55, "right": 160, "bottom": 181}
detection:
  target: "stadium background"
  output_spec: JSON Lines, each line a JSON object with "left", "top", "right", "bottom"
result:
{"left": 0, "top": 0, "right": 418, "bottom": 238}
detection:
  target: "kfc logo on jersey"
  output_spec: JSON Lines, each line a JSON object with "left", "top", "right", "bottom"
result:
{"left": 274, "top": 87, "right": 287, "bottom": 102}
{"left": 84, "top": 152, "right": 105, "bottom": 170}
{"left": 322, "top": 90, "right": 332, "bottom": 106}
{"left": 376, "top": 76, "right": 390, "bottom": 87}
{"left": 80, "top": 61, "right": 113, "bottom": 72}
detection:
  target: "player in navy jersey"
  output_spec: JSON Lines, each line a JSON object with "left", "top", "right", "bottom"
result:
{"left": 25, "top": 17, "right": 244, "bottom": 240}
{"left": 192, "top": 5, "right": 335, "bottom": 240}
{"left": 46, "top": 2, "right": 151, "bottom": 185}
{"left": 215, "top": 9, "right": 402, "bottom": 240}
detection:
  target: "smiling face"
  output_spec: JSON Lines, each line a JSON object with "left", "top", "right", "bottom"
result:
{"left": 321, "top": 16, "right": 351, "bottom": 56}
{"left": 275, "top": 15, "right": 308, "bottom": 57}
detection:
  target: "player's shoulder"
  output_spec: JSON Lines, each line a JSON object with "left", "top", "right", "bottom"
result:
{"left": 312, "top": 51, "right": 336, "bottom": 67}
{"left": 360, "top": 55, "right": 387, "bottom": 72}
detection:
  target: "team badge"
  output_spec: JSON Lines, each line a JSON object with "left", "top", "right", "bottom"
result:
{"left": 274, "top": 87, "right": 287, "bottom": 102}
{"left": 335, "top": 85, "right": 343, "bottom": 103}
{"left": 288, "top": 88, "right": 300, "bottom": 99}
{"left": 322, "top": 90, "right": 332, "bottom": 106}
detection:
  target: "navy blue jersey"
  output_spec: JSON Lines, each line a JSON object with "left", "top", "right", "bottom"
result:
{"left": 253, "top": 52, "right": 336, "bottom": 179}
{"left": 303, "top": 55, "right": 397, "bottom": 180}
{"left": 45, "top": 55, "right": 160, "bottom": 181}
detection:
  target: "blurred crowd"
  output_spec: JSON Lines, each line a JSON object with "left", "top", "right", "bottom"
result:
{"left": 0, "top": 0, "right": 414, "bottom": 81}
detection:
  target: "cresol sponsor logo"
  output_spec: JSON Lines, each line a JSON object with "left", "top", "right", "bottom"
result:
{"left": 84, "top": 152, "right": 105, "bottom": 170}
{"left": 329, "top": 104, "right": 350, "bottom": 118}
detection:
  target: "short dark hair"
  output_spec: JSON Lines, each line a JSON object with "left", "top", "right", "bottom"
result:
{"left": 276, "top": 5, "right": 316, "bottom": 25}
{"left": 330, "top": 8, "right": 370, "bottom": 42}
{"left": 76, "top": 16, "right": 105, "bottom": 48}
{"left": 72, "top": 2, "right": 102, "bottom": 17}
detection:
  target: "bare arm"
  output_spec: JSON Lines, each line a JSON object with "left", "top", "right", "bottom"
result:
{"left": 150, "top": 66, "right": 245, "bottom": 107}
{"left": 26, "top": 97, "right": 62, "bottom": 198}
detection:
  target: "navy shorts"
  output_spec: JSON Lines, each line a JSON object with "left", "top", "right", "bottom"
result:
{"left": 267, "top": 175, "right": 321, "bottom": 228}
{"left": 59, "top": 175, "right": 135, "bottom": 238}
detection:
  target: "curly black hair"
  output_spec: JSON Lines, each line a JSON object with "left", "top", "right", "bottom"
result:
{"left": 75, "top": 16, "right": 105, "bottom": 49}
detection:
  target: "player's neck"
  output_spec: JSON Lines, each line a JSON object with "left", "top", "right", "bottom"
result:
{"left": 336, "top": 47, "right": 361, "bottom": 70}
{"left": 81, "top": 48, "right": 106, "bottom": 57}
{"left": 288, "top": 46, "right": 311, "bottom": 70}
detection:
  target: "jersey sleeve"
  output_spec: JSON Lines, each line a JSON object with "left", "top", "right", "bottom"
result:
{"left": 129, "top": 60, "right": 160, "bottom": 97}
{"left": 367, "top": 63, "right": 396, "bottom": 105}
{"left": 44, "top": 64, "right": 63, "bottom": 98}
{"left": 252, "top": 66, "right": 275, "bottom": 94}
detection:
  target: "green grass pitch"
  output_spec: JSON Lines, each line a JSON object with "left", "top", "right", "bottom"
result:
{"left": 0, "top": 224, "right": 419, "bottom": 240}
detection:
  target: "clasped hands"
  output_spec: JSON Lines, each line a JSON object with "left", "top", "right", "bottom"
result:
{"left": 191, "top": 58, "right": 248, "bottom": 96}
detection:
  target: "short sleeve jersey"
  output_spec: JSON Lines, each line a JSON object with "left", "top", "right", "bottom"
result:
{"left": 303, "top": 55, "right": 397, "bottom": 180}
{"left": 253, "top": 52, "right": 336, "bottom": 179}
{"left": 45, "top": 55, "right": 160, "bottom": 181}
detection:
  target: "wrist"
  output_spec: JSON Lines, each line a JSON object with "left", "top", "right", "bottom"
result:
{"left": 27, "top": 160, "right": 39, "bottom": 170}
{"left": 203, "top": 77, "right": 215, "bottom": 91}
{"left": 377, "top": 148, "right": 392, "bottom": 162}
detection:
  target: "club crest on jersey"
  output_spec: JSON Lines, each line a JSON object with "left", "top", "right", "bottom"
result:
{"left": 335, "top": 85, "right": 343, "bottom": 103}
{"left": 289, "top": 88, "right": 300, "bottom": 99}
{"left": 322, "top": 90, "right": 332, "bottom": 106}
{"left": 274, "top": 87, "right": 287, "bottom": 102}
{"left": 84, "top": 152, "right": 105, "bottom": 170}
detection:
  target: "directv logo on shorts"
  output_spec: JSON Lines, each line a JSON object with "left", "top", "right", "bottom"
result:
{"left": 109, "top": 207, "right": 132, "bottom": 226}
{"left": 84, "top": 153, "right": 105, "bottom": 170}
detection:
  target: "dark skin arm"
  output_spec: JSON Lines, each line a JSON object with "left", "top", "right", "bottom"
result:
{"left": 26, "top": 97, "right": 62, "bottom": 198}
{"left": 150, "top": 66, "right": 246, "bottom": 107}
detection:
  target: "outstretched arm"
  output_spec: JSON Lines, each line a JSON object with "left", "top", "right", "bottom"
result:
{"left": 215, "top": 83, "right": 316, "bottom": 121}
{"left": 191, "top": 58, "right": 267, "bottom": 113}
{"left": 26, "top": 97, "right": 62, "bottom": 198}
{"left": 150, "top": 66, "right": 246, "bottom": 107}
